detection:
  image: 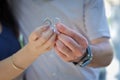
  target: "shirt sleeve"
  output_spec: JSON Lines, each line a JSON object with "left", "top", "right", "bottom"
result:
{"left": 84, "top": 0, "right": 110, "bottom": 40}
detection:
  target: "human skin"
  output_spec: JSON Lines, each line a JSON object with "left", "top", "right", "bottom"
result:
{"left": 55, "top": 23, "right": 113, "bottom": 68}
{"left": 0, "top": 25, "right": 57, "bottom": 80}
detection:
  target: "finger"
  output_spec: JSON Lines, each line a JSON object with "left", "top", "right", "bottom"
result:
{"left": 58, "top": 33, "right": 80, "bottom": 52}
{"left": 56, "top": 23, "right": 88, "bottom": 49}
{"left": 58, "top": 35, "right": 84, "bottom": 60}
{"left": 55, "top": 46, "right": 76, "bottom": 62}
{"left": 54, "top": 46, "right": 67, "bottom": 60}
{"left": 29, "top": 25, "right": 49, "bottom": 41}
{"left": 56, "top": 23, "right": 79, "bottom": 39}
{"left": 55, "top": 40, "right": 73, "bottom": 57}
{"left": 42, "top": 33, "right": 57, "bottom": 50}
{"left": 37, "top": 27, "right": 54, "bottom": 46}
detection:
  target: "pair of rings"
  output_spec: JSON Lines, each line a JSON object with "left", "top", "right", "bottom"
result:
{"left": 42, "top": 17, "right": 61, "bottom": 32}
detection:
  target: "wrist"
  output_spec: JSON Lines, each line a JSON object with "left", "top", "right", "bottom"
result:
{"left": 73, "top": 45, "right": 93, "bottom": 67}
{"left": 12, "top": 44, "right": 40, "bottom": 70}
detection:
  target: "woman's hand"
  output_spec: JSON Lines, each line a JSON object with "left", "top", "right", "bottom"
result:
{"left": 28, "top": 25, "right": 57, "bottom": 55}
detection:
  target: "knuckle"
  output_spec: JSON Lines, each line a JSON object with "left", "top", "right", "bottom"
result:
{"left": 57, "top": 40, "right": 64, "bottom": 48}
{"left": 76, "top": 50, "right": 83, "bottom": 57}
{"left": 61, "top": 43, "right": 65, "bottom": 48}
{"left": 40, "top": 37, "right": 47, "bottom": 43}
{"left": 66, "top": 48, "right": 72, "bottom": 54}
{"left": 70, "top": 32, "right": 75, "bottom": 37}
{"left": 70, "top": 31, "right": 77, "bottom": 37}
{"left": 66, "top": 39, "right": 72, "bottom": 44}
{"left": 74, "top": 46, "right": 79, "bottom": 51}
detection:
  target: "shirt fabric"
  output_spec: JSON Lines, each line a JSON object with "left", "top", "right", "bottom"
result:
{"left": 0, "top": 24, "right": 20, "bottom": 60}
{"left": 9, "top": 0, "right": 110, "bottom": 80}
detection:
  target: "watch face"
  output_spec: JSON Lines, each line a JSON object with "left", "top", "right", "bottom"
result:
{"left": 78, "top": 46, "right": 93, "bottom": 67}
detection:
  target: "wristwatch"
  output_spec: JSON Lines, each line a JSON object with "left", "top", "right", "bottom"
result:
{"left": 73, "top": 46, "right": 93, "bottom": 67}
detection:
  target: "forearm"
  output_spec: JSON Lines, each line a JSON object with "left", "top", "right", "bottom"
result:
{"left": 0, "top": 57, "right": 23, "bottom": 80}
{"left": 0, "top": 44, "right": 41, "bottom": 80}
{"left": 0, "top": 25, "right": 56, "bottom": 80}
{"left": 89, "top": 38, "right": 113, "bottom": 68}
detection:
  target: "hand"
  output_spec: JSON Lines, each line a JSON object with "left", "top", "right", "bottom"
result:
{"left": 54, "top": 23, "right": 88, "bottom": 62}
{"left": 28, "top": 25, "right": 57, "bottom": 55}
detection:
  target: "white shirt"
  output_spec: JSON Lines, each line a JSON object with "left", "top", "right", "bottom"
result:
{"left": 9, "top": 0, "right": 110, "bottom": 80}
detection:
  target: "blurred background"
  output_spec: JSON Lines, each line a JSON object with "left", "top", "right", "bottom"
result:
{"left": 103, "top": 0, "right": 120, "bottom": 80}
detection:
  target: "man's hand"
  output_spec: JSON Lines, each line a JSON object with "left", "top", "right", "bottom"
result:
{"left": 55, "top": 23, "right": 88, "bottom": 62}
